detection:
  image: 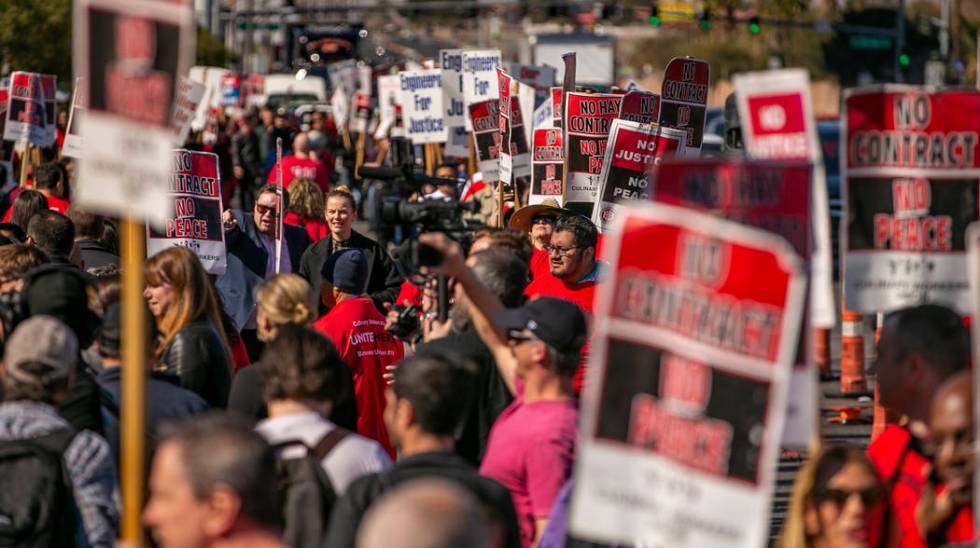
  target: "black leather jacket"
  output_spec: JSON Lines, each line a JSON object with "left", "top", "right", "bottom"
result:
{"left": 159, "top": 317, "right": 232, "bottom": 408}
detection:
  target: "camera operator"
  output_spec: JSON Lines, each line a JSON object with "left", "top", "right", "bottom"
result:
{"left": 297, "top": 187, "right": 402, "bottom": 313}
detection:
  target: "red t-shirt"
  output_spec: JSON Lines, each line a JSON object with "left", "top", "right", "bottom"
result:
{"left": 267, "top": 155, "right": 330, "bottom": 194}
{"left": 524, "top": 271, "right": 597, "bottom": 394}
{"left": 529, "top": 247, "right": 550, "bottom": 280}
{"left": 283, "top": 212, "right": 328, "bottom": 242}
{"left": 313, "top": 297, "right": 403, "bottom": 458}
{"left": 867, "top": 424, "right": 929, "bottom": 548}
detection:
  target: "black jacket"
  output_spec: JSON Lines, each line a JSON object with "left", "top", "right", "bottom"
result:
{"left": 296, "top": 229, "right": 402, "bottom": 312}
{"left": 75, "top": 239, "right": 119, "bottom": 271}
{"left": 415, "top": 329, "right": 513, "bottom": 465}
{"left": 215, "top": 210, "right": 312, "bottom": 329}
{"left": 324, "top": 451, "right": 520, "bottom": 548}
{"left": 159, "top": 316, "right": 232, "bottom": 408}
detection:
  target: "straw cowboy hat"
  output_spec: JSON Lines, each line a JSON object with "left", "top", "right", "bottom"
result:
{"left": 508, "top": 198, "right": 571, "bottom": 233}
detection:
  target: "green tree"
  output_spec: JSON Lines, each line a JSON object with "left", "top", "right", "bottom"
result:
{"left": 197, "top": 28, "right": 236, "bottom": 68}
{"left": 0, "top": 0, "right": 72, "bottom": 82}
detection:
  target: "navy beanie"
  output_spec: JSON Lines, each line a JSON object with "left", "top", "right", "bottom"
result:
{"left": 321, "top": 248, "right": 368, "bottom": 294}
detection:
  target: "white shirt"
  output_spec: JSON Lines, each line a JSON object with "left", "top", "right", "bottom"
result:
{"left": 256, "top": 411, "right": 392, "bottom": 494}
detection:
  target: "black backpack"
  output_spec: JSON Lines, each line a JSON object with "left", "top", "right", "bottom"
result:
{"left": 0, "top": 428, "right": 80, "bottom": 547}
{"left": 275, "top": 428, "right": 349, "bottom": 548}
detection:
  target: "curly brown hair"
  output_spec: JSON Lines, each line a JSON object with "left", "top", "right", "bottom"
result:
{"left": 286, "top": 177, "right": 325, "bottom": 220}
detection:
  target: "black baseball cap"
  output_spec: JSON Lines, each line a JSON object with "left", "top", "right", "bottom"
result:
{"left": 494, "top": 297, "right": 588, "bottom": 354}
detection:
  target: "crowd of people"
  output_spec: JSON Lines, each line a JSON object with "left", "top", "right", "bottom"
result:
{"left": 0, "top": 101, "right": 974, "bottom": 548}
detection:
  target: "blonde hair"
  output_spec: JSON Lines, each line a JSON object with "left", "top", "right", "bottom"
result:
{"left": 145, "top": 247, "right": 231, "bottom": 358}
{"left": 286, "top": 177, "right": 325, "bottom": 220}
{"left": 779, "top": 444, "right": 881, "bottom": 548}
{"left": 255, "top": 273, "right": 316, "bottom": 327}
{"left": 325, "top": 185, "right": 356, "bottom": 211}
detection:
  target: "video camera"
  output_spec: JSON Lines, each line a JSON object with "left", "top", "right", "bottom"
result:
{"left": 357, "top": 135, "right": 482, "bottom": 273}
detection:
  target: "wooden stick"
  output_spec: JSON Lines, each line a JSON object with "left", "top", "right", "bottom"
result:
{"left": 120, "top": 217, "right": 146, "bottom": 544}
{"left": 496, "top": 181, "right": 505, "bottom": 228}
{"left": 354, "top": 131, "right": 366, "bottom": 181}
{"left": 467, "top": 132, "right": 477, "bottom": 177}
{"left": 17, "top": 144, "right": 28, "bottom": 188}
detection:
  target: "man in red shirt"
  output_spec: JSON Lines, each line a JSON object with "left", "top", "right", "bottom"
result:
{"left": 524, "top": 215, "right": 600, "bottom": 393}
{"left": 508, "top": 199, "right": 566, "bottom": 281}
{"left": 3, "top": 162, "right": 70, "bottom": 223}
{"left": 314, "top": 248, "right": 403, "bottom": 458}
{"left": 267, "top": 132, "right": 330, "bottom": 194}
{"left": 918, "top": 370, "right": 976, "bottom": 546}
{"left": 868, "top": 304, "right": 970, "bottom": 547}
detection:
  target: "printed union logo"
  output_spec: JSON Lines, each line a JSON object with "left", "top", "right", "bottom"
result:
{"left": 600, "top": 206, "right": 615, "bottom": 223}
{"left": 758, "top": 104, "right": 786, "bottom": 131}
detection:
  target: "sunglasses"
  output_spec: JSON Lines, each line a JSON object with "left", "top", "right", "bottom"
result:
{"left": 506, "top": 329, "right": 536, "bottom": 343}
{"left": 255, "top": 203, "right": 279, "bottom": 216}
{"left": 817, "top": 486, "right": 886, "bottom": 507}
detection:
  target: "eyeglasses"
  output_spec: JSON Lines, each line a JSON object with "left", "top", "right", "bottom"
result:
{"left": 544, "top": 245, "right": 577, "bottom": 257}
{"left": 816, "top": 486, "right": 886, "bottom": 508}
{"left": 531, "top": 215, "right": 556, "bottom": 225}
{"left": 255, "top": 203, "right": 279, "bottom": 216}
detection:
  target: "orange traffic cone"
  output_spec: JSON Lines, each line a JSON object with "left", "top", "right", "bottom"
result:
{"left": 814, "top": 327, "right": 832, "bottom": 378}
{"left": 840, "top": 311, "right": 867, "bottom": 394}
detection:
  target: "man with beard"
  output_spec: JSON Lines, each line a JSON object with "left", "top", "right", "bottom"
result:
{"left": 916, "top": 371, "right": 977, "bottom": 546}
{"left": 414, "top": 247, "right": 528, "bottom": 465}
{"left": 508, "top": 199, "right": 567, "bottom": 280}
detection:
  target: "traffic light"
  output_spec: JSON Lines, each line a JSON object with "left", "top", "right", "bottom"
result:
{"left": 699, "top": 9, "right": 711, "bottom": 31}
{"left": 748, "top": 16, "right": 761, "bottom": 34}
{"left": 648, "top": 2, "right": 661, "bottom": 26}
{"left": 899, "top": 52, "right": 910, "bottom": 67}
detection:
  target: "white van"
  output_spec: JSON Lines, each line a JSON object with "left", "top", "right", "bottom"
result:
{"left": 260, "top": 74, "right": 328, "bottom": 108}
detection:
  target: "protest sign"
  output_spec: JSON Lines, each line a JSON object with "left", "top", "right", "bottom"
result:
{"left": 532, "top": 95, "right": 553, "bottom": 130}
{"left": 842, "top": 87, "right": 980, "bottom": 314}
{"left": 619, "top": 90, "right": 660, "bottom": 124}
{"left": 497, "top": 69, "right": 531, "bottom": 185}
{"left": 62, "top": 81, "right": 85, "bottom": 158}
{"left": 563, "top": 92, "right": 623, "bottom": 216}
{"left": 374, "top": 74, "right": 401, "bottom": 139}
{"left": 4, "top": 72, "right": 56, "bottom": 147}
{"left": 172, "top": 76, "right": 205, "bottom": 146}
{"left": 570, "top": 202, "right": 805, "bottom": 548}
{"left": 505, "top": 62, "right": 556, "bottom": 107}
{"left": 658, "top": 57, "right": 710, "bottom": 152}
{"left": 331, "top": 86, "right": 350, "bottom": 134}
{"left": 592, "top": 120, "right": 686, "bottom": 233}
{"left": 0, "top": 78, "right": 7, "bottom": 117}
{"left": 327, "top": 59, "right": 358, "bottom": 97}
{"left": 147, "top": 149, "right": 226, "bottom": 274}
{"left": 220, "top": 72, "right": 240, "bottom": 106}
{"left": 74, "top": 0, "right": 193, "bottom": 225}
{"left": 469, "top": 99, "right": 500, "bottom": 182}
{"left": 399, "top": 69, "right": 446, "bottom": 144}
{"left": 530, "top": 128, "right": 564, "bottom": 205}
{"left": 654, "top": 159, "right": 816, "bottom": 446}
{"left": 440, "top": 49, "right": 468, "bottom": 157}
{"left": 734, "top": 68, "right": 834, "bottom": 329}
{"left": 461, "top": 49, "right": 502, "bottom": 126}
{"left": 733, "top": 69, "right": 835, "bottom": 447}
{"left": 551, "top": 87, "right": 563, "bottom": 128}
{"left": 353, "top": 92, "right": 371, "bottom": 134}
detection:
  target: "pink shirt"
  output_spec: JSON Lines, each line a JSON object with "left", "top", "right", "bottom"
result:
{"left": 479, "top": 392, "right": 578, "bottom": 547}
